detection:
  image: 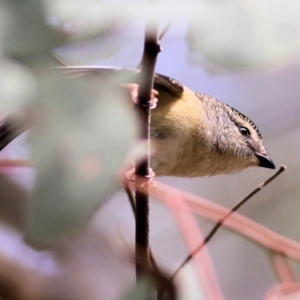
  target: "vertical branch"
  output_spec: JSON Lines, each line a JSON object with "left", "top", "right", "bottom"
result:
{"left": 135, "top": 21, "right": 161, "bottom": 278}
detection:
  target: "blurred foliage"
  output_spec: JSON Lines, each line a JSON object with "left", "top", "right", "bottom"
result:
{"left": 0, "top": 0, "right": 299, "bottom": 299}
{"left": 2, "top": 0, "right": 61, "bottom": 58}
{"left": 27, "top": 78, "right": 138, "bottom": 245}
{"left": 44, "top": 0, "right": 300, "bottom": 70}
{"left": 122, "top": 278, "right": 155, "bottom": 300}
{"left": 187, "top": 0, "right": 300, "bottom": 71}
{"left": 0, "top": 0, "right": 139, "bottom": 245}
{"left": 0, "top": 61, "right": 36, "bottom": 117}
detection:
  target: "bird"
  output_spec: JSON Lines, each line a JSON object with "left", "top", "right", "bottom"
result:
{"left": 0, "top": 68, "right": 275, "bottom": 177}
{"left": 146, "top": 73, "right": 275, "bottom": 177}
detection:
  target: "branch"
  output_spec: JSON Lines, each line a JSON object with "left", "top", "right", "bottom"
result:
{"left": 172, "top": 166, "right": 286, "bottom": 278}
{"left": 126, "top": 166, "right": 294, "bottom": 284}
{"left": 135, "top": 20, "right": 161, "bottom": 279}
{"left": 0, "top": 113, "right": 30, "bottom": 151}
{"left": 270, "top": 252, "right": 297, "bottom": 283}
{"left": 159, "top": 21, "right": 173, "bottom": 41}
{"left": 162, "top": 188, "right": 225, "bottom": 299}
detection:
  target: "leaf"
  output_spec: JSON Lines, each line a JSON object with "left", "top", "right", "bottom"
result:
{"left": 121, "top": 278, "right": 154, "bottom": 300}
{"left": 187, "top": 0, "right": 300, "bottom": 71}
{"left": 45, "top": 0, "right": 202, "bottom": 42}
{"left": 0, "top": 60, "right": 36, "bottom": 117}
{"left": 26, "top": 75, "right": 139, "bottom": 246}
{"left": 3, "top": 0, "right": 61, "bottom": 58}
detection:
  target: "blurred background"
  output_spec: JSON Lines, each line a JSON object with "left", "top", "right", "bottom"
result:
{"left": 55, "top": 21, "right": 300, "bottom": 299}
{"left": 1, "top": 1, "right": 300, "bottom": 299}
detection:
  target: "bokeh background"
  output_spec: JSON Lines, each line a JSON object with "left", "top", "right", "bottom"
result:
{"left": 55, "top": 21, "right": 300, "bottom": 299}
{"left": 1, "top": 2, "right": 300, "bottom": 300}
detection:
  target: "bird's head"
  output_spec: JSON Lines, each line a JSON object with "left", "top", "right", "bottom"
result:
{"left": 198, "top": 93, "right": 275, "bottom": 175}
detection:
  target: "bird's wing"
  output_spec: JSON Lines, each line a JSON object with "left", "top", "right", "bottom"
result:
{"left": 153, "top": 73, "right": 184, "bottom": 97}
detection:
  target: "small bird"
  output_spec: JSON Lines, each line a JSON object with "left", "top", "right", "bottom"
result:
{"left": 141, "top": 73, "right": 275, "bottom": 177}
{"left": 0, "top": 68, "right": 275, "bottom": 177}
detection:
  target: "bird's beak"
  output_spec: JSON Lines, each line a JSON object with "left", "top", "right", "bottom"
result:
{"left": 255, "top": 152, "right": 276, "bottom": 169}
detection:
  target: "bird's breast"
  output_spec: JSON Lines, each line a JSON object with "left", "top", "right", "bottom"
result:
{"left": 150, "top": 87, "right": 212, "bottom": 177}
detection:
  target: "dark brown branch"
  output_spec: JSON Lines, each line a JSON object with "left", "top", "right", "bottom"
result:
{"left": 125, "top": 182, "right": 169, "bottom": 299}
{"left": 124, "top": 185, "right": 136, "bottom": 217}
{"left": 135, "top": 21, "right": 161, "bottom": 279}
{"left": 0, "top": 113, "right": 30, "bottom": 151}
{"left": 125, "top": 185, "right": 165, "bottom": 282}
{"left": 172, "top": 166, "right": 286, "bottom": 279}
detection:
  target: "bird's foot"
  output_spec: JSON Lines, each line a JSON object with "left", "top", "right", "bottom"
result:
{"left": 125, "top": 166, "right": 156, "bottom": 187}
{"left": 122, "top": 83, "right": 158, "bottom": 109}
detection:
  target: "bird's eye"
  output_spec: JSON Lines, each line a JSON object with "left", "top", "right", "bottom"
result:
{"left": 239, "top": 126, "right": 250, "bottom": 137}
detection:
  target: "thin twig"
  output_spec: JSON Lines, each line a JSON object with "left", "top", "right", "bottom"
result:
{"left": 137, "top": 21, "right": 172, "bottom": 69}
{"left": 52, "top": 54, "right": 68, "bottom": 66}
{"left": 132, "top": 169, "right": 300, "bottom": 261}
{"left": 159, "top": 21, "right": 173, "bottom": 41}
{"left": 124, "top": 185, "right": 136, "bottom": 217}
{"left": 171, "top": 166, "right": 286, "bottom": 279}
{"left": 164, "top": 190, "right": 225, "bottom": 299}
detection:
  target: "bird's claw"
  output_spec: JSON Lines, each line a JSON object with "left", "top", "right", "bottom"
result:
{"left": 125, "top": 166, "right": 156, "bottom": 187}
{"left": 123, "top": 83, "right": 158, "bottom": 109}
